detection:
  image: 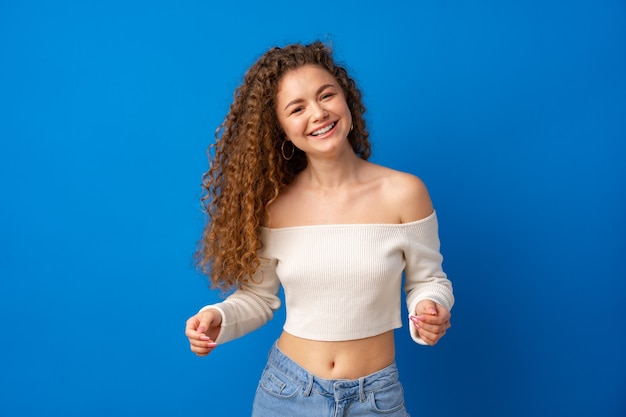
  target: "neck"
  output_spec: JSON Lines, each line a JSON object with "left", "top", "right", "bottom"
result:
{"left": 301, "top": 149, "right": 364, "bottom": 190}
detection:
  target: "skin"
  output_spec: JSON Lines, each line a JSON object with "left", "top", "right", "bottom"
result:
{"left": 185, "top": 65, "right": 451, "bottom": 379}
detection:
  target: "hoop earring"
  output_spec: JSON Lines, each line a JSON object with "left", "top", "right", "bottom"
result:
{"left": 281, "top": 140, "right": 295, "bottom": 160}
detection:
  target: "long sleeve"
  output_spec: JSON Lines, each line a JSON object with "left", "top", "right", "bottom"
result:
{"left": 199, "top": 256, "right": 281, "bottom": 344}
{"left": 402, "top": 212, "right": 454, "bottom": 345}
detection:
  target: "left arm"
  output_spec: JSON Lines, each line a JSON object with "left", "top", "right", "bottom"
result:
{"left": 402, "top": 211, "right": 454, "bottom": 345}
{"left": 394, "top": 173, "right": 454, "bottom": 345}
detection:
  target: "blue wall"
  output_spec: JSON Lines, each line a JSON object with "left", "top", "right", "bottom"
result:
{"left": 1, "top": 1, "right": 624, "bottom": 416}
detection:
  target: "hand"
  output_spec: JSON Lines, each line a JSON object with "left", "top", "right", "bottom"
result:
{"left": 185, "top": 308, "right": 222, "bottom": 356}
{"left": 410, "top": 300, "right": 451, "bottom": 346}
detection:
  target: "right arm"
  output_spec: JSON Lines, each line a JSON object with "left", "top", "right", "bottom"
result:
{"left": 185, "top": 256, "right": 281, "bottom": 356}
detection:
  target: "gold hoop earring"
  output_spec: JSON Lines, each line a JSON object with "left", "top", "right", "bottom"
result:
{"left": 281, "top": 140, "right": 295, "bottom": 160}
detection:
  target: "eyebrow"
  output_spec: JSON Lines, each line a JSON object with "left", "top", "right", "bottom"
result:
{"left": 282, "top": 83, "right": 336, "bottom": 111}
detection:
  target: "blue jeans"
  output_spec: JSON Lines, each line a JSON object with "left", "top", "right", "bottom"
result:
{"left": 252, "top": 342, "right": 410, "bottom": 417}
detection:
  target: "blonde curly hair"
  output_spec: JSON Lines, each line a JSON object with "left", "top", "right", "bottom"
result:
{"left": 196, "top": 41, "right": 371, "bottom": 291}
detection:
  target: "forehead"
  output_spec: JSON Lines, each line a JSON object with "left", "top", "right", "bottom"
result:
{"left": 276, "top": 65, "right": 339, "bottom": 97}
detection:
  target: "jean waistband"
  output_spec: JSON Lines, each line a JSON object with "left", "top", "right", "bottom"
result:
{"left": 266, "top": 341, "right": 399, "bottom": 402}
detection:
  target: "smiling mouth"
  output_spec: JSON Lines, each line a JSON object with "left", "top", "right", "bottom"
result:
{"left": 310, "top": 122, "right": 336, "bottom": 136}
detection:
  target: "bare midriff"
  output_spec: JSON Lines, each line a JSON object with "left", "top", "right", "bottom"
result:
{"left": 276, "top": 330, "right": 396, "bottom": 380}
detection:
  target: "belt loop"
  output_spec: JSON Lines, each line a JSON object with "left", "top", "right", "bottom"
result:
{"left": 359, "top": 377, "right": 366, "bottom": 402}
{"left": 303, "top": 373, "right": 314, "bottom": 397}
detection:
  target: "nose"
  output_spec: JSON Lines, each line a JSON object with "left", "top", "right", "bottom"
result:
{"left": 311, "top": 102, "right": 328, "bottom": 122}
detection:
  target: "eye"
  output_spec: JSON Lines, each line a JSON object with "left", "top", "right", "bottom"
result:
{"left": 290, "top": 106, "right": 304, "bottom": 115}
{"left": 321, "top": 92, "right": 335, "bottom": 100}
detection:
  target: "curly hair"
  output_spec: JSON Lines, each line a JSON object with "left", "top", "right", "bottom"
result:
{"left": 196, "top": 41, "right": 371, "bottom": 292}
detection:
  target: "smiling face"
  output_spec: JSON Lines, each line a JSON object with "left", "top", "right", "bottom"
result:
{"left": 275, "top": 64, "right": 353, "bottom": 158}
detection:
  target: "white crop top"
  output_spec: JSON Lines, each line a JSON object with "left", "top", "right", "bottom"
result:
{"left": 200, "top": 211, "right": 454, "bottom": 345}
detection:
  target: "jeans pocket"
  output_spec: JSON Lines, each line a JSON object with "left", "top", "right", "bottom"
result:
{"left": 257, "top": 366, "right": 300, "bottom": 399}
{"left": 368, "top": 381, "right": 406, "bottom": 414}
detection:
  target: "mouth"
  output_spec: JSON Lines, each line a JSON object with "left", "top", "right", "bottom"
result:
{"left": 309, "top": 122, "right": 336, "bottom": 137}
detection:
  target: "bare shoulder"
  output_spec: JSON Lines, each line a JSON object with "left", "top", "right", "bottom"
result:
{"left": 374, "top": 165, "right": 434, "bottom": 223}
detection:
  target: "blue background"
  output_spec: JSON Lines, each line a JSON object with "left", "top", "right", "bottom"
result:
{"left": 1, "top": 1, "right": 624, "bottom": 416}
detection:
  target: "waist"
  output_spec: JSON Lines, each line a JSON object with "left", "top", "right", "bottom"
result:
{"left": 266, "top": 340, "right": 400, "bottom": 400}
{"left": 277, "top": 330, "right": 395, "bottom": 380}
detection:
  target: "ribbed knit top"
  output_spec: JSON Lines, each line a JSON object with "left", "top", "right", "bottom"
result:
{"left": 202, "top": 211, "right": 454, "bottom": 345}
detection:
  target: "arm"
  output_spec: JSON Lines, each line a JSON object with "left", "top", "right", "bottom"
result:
{"left": 403, "top": 212, "right": 454, "bottom": 345}
{"left": 185, "top": 256, "right": 281, "bottom": 355}
{"left": 392, "top": 173, "right": 454, "bottom": 345}
{"left": 204, "top": 256, "right": 281, "bottom": 344}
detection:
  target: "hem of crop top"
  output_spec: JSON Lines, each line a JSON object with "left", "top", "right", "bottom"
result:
{"left": 283, "top": 319, "right": 402, "bottom": 342}
{"left": 261, "top": 210, "right": 436, "bottom": 231}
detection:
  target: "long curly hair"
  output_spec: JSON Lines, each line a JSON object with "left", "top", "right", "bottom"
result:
{"left": 196, "top": 41, "right": 371, "bottom": 291}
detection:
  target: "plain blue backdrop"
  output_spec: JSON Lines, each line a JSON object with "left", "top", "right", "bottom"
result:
{"left": 1, "top": 1, "right": 624, "bottom": 416}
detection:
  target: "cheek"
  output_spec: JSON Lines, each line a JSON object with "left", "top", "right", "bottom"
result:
{"left": 341, "top": 102, "right": 352, "bottom": 121}
{"left": 282, "top": 119, "right": 305, "bottom": 137}
{"left": 275, "top": 116, "right": 290, "bottom": 136}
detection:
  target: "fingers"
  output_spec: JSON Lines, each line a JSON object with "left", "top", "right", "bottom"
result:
{"left": 189, "top": 335, "right": 217, "bottom": 356}
{"left": 414, "top": 299, "right": 438, "bottom": 316}
{"left": 411, "top": 301, "right": 452, "bottom": 346}
{"left": 411, "top": 315, "right": 451, "bottom": 345}
{"left": 185, "top": 312, "right": 219, "bottom": 356}
{"left": 420, "top": 330, "right": 446, "bottom": 346}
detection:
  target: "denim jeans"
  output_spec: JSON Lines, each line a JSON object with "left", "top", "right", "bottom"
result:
{"left": 252, "top": 342, "right": 410, "bottom": 417}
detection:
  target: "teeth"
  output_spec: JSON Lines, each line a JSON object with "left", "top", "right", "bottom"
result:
{"left": 311, "top": 122, "right": 335, "bottom": 136}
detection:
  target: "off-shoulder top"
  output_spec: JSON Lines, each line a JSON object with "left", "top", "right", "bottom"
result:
{"left": 200, "top": 211, "right": 454, "bottom": 345}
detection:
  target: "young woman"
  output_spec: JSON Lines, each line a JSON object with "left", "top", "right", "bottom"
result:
{"left": 185, "top": 41, "right": 454, "bottom": 416}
